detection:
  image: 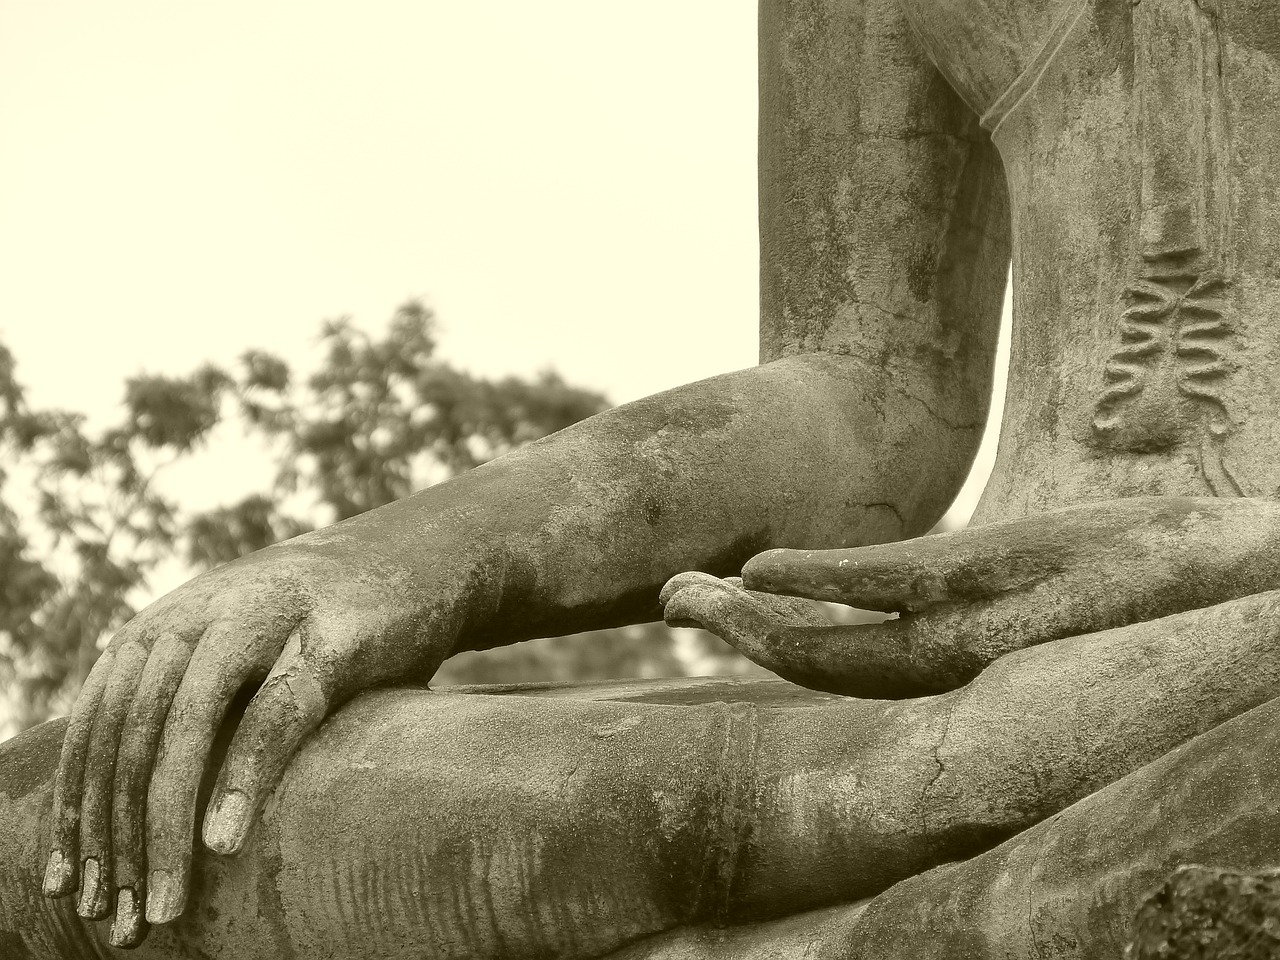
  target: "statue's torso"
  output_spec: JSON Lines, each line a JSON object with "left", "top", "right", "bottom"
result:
{"left": 899, "top": 0, "right": 1280, "bottom": 522}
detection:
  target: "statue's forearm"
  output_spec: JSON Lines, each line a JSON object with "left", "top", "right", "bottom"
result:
{"left": 344, "top": 352, "right": 985, "bottom": 650}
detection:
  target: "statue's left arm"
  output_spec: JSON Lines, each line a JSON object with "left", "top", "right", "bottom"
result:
{"left": 41, "top": 0, "right": 1015, "bottom": 948}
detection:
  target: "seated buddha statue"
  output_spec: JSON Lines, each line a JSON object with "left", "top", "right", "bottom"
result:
{"left": 3, "top": 0, "right": 1280, "bottom": 957}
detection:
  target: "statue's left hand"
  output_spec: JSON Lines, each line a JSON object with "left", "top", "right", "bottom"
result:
{"left": 39, "top": 517, "right": 492, "bottom": 948}
{"left": 662, "top": 496, "right": 1280, "bottom": 697}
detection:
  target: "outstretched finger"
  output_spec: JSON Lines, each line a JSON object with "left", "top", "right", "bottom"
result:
{"left": 43, "top": 644, "right": 117, "bottom": 899}
{"left": 741, "top": 516, "right": 1077, "bottom": 611}
{"left": 144, "top": 625, "right": 285, "bottom": 925}
{"left": 741, "top": 498, "right": 1251, "bottom": 611}
{"left": 108, "top": 631, "right": 199, "bottom": 948}
{"left": 74, "top": 637, "right": 151, "bottom": 920}
{"left": 202, "top": 626, "right": 332, "bottom": 857}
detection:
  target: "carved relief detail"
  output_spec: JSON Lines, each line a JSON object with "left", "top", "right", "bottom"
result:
{"left": 1092, "top": 267, "right": 1233, "bottom": 450}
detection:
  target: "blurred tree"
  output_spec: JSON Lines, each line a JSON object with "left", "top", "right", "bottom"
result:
{"left": 0, "top": 301, "right": 768, "bottom": 735}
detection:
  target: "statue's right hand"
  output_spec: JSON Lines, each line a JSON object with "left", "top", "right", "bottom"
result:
{"left": 663, "top": 496, "right": 1280, "bottom": 698}
{"left": 40, "top": 528, "right": 483, "bottom": 947}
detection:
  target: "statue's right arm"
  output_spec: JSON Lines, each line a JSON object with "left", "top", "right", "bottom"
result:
{"left": 46, "top": 0, "right": 1011, "bottom": 947}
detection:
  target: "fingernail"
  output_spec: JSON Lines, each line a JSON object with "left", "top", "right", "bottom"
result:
{"left": 76, "top": 857, "right": 108, "bottom": 919}
{"left": 42, "top": 849, "right": 75, "bottom": 897}
{"left": 110, "top": 887, "right": 144, "bottom": 948}
{"left": 145, "top": 868, "right": 183, "bottom": 924}
{"left": 203, "top": 789, "right": 250, "bottom": 854}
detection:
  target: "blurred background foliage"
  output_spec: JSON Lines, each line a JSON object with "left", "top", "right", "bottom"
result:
{"left": 0, "top": 300, "right": 771, "bottom": 737}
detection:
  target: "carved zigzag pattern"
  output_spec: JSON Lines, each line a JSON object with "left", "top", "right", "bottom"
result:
{"left": 1092, "top": 273, "right": 1232, "bottom": 440}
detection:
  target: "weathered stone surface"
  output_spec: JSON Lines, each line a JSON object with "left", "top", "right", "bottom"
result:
{"left": 838, "top": 696, "right": 1280, "bottom": 960}
{"left": 1126, "top": 866, "right": 1280, "bottom": 960}
{"left": 610, "top": 696, "right": 1280, "bottom": 960}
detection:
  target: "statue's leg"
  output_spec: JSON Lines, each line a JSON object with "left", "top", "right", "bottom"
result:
{"left": 603, "top": 693, "right": 1280, "bottom": 960}
{"left": 3, "top": 589, "right": 1279, "bottom": 959}
{"left": 842, "top": 689, "right": 1280, "bottom": 960}
{"left": 2, "top": 687, "right": 772, "bottom": 960}
{"left": 0, "top": 717, "right": 84, "bottom": 960}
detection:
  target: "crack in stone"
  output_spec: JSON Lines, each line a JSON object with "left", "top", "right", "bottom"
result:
{"left": 558, "top": 760, "right": 583, "bottom": 799}
{"left": 1025, "top": 830, "right": 1055, "bottom": 960}
{"left": 862, "top": 501, "right": 906, "bottom": 529}
{"left": 889, "top": 382, "right": 987, "bottom": 433}
{"left": 919, "top": 704, "right": 954, "bottom": 836}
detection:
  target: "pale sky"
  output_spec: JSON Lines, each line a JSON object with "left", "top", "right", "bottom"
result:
{"left": 0, "top": 1, "right": 1007, "bottom": 542}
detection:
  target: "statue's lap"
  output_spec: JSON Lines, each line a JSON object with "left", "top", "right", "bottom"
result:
{"left": 0, "top": 677, "right": 859, "bottom": 960}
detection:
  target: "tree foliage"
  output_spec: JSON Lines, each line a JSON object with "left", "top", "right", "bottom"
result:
{"left": 0, "top": 301, "right": 764, "bottom": 735}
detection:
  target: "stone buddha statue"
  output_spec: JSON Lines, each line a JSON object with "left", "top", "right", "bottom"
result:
{"left": 4, "top": 0, "right": 1280, "bottom": 956}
